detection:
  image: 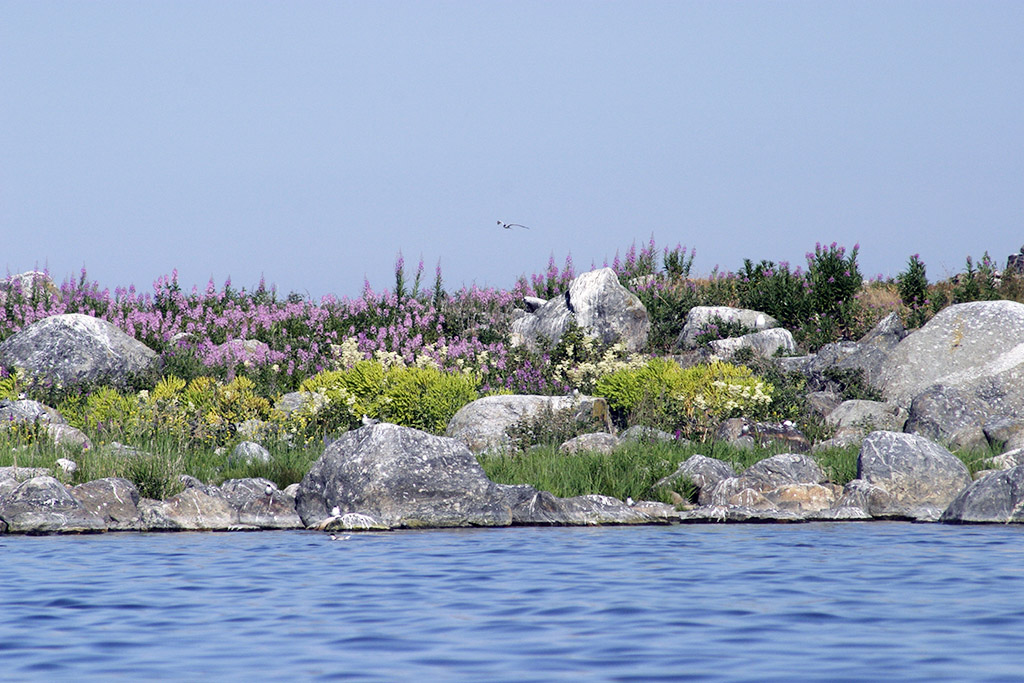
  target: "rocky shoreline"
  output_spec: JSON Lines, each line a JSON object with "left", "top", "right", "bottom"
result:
{"left": 5, "top": 267, "right": 1024, "bottom": 534}
{"left": 1, "top": 420, "right": 1022, "bottom": 534}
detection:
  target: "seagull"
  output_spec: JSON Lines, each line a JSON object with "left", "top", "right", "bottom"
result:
{"left": 331, "top": 506, "right": 341, "bottom": 517}
{"left": 329, "top": 534, "right": 351, "bottom": 541}
{"left": 497, "top": 220, "right": 530, "bottom": 230}
{"left": 361, "top": 414, "right": 379, "bottom": 427}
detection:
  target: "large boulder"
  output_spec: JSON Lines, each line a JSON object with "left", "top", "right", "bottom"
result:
{"left": 841, "top": 431, "right": 971, "bottom": 521}
{"left": 708, "top": 328, "right": 796, "bottom": 361}
{"left": 219, "top": 478, "right": 303, "bottom": 529}
{"left": 137, "top": 487, "right": 238, "bottom": 531}
{"left": 653, "top": 454, "right": 737, "bottom": 505}
{"left": 0, "top": 271, "right": 59, "bottom": 305}
{"left": 676, "top": 306, "right": 779, "bottom": 349}
{"left": 71, "top": 477, "right": 141, "bottom": 531}
{"left": 510, "top": 268, "right": 649, "bottom": 353}
{"left": 706, "top": 454, "right": 834, "bottom": 513}
{"left": 446, "top": 394, "right": 611, "bottom": 455}
{"left": 825, "top": 400, "right": 906, "bottom": 433}
{"left": 812, "top": 312, "right": 907, "bottom": 388}
{"left": 940, "top": 464, "right": 1024, "bottom": 523}
{"left": 497, "top": 484, "right": 659, "bottom": 525}
{"left": 296, "top": 423, "right": 512, "bottom": 529}
{"left": 878, "top": 301, "right": 1024, "bottom": 440}
{"left": 0, "top": 313, "right": 157, "bottom": 386}
{"left": 0, "top": 476, "right": 107, "bottom": 533}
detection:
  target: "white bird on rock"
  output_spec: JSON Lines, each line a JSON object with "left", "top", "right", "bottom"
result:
{"left": 497, "top": 220, "right": 530, "bottom": 230}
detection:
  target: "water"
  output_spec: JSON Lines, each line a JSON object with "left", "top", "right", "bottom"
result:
{"left": 2, "top": 523, "right": 1023, "bottom": 681}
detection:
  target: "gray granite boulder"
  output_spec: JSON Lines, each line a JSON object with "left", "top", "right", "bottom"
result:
{"left": 71, "top": 477, "right": 141, "bottom": 531}
{"left": 510, "top": 268, "right": 649, "bottom": 353}
{"left": 0, "top": 399, "right": 91, "bottom": 449}
{"left": 0, "top": 475, "right": 106, "bottom": 533}
{"left": 0, "top": 399, "right": 64, "bottom": 425}
{"left": 137, "top": 487, "right": 238, "bottom": 531}
{"left": 812, "top": 312, "right": 906, "bottom": 388}
{"left": 619, "top": 425, "right": 676, "bottom": 444}
{"left": 559, "top": 432, "right": 620, "bottom": 455}
{"left": 497, "top": 484, "right": 660, "bottom": 525}
{"left": 706, "top": 453, "right": 832, "bottom": 513}
{"left": 878, "top": 301, "right": 1024, "bottom": 440}
{"left": 654, "top": 454, "right": 737, "bottom": 505}
{"left": 446, "top": 394, "right": 611, "bottom": 454}
{"left": 676, "top": 306, "right": 779, "bottom": 349}
{"left": 708, "top": 328, "right": 796, "bottom": 360}
{"left": 0, "top": 313, "right": 157, "bottom": 387}
{"left": 296, "top": 422, "right": 512, "bottom": 529}
{"left": 940, "top": 464, "right": 1024, "bottom": 524}
{"left": 219, "top": 478, "right": 303, "bottom": 529}
{"left": 826, "top": 400, "right": 906, "bottom": 433}
{"left": 230, "top": 441, "right": 272, "bottom": 465}
{"left": 844, "top": 430, "right": 972, "bottom": 521}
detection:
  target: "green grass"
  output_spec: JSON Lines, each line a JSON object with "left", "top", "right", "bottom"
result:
{"left": 478, "top": 439, "right": 863, "bottom": 505}
{"left": 0, "top": 430, "right": 321, "bottom": 500}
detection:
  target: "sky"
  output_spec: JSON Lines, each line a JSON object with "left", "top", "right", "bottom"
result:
{"left": 2, "top": 1, "right": 1022, "bottom": 300}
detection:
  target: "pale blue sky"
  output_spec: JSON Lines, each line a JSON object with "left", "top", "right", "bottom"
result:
{"left": 3, "top": 1, "right": 1022, "bottom": 299}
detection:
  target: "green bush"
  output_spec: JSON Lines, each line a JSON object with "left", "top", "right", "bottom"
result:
{"left": 897, "top": 253, "right": 930, "bottom": 328}
{"left": 291, "top": 361, "right": 477, "bottom": 437}
{"left": 595, "top": 358, "right": 774, "bottom": 438}
{"left": 379, "top": 365, "right": 479, "bottom": 434}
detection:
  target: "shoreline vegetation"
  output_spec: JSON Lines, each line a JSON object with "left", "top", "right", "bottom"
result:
{"left": 1, "top": 239, "right": 1019, "bottom": 504}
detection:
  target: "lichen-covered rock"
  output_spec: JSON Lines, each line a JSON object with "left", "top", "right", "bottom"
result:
{"left": 619, "top": 425, "right": 676, "bottom": 444}
{"left": 852, "top": 431, "right": 972, "bottom": 521}
{"left": 940, "top": 465, "right": 1024, "bottom": 524}
{"left": 0, "top": 313, "right": 157, "bottom": 386}
{"left": 559, "top": 432, "right": 619, "bottom": 455}
{"left": 510, "top": 268, "right": 649, "bottom": 353}
{"left": 708, "top": 328, "right": 796, "bottom": 361}
{"left": 676, "top": 306, "right": 779, "bottom": 349}
{"left": 878, "top": 301, "right": 1024, "bottom": 440}
{"left": 230, "top": 441, "right": 272, "bottom": 465}
{"left": 826, "top": 400, "right": 906, "bottom": 433}
{"left": 219, "top": 478, "right": 303, "bottom": 529}
{"left": 497, "top": 484, "right": 659, "bottom": 525}
{"left": 137, "top": 487, "right": 238, "bottom": 531}
{"left": 446, "top": 394, "right": 611, "bottom": 455}
{"left": 705, "top": 453, "right": 830, "bottom": 515}
{"left": 296, "top": 423, "right": 512, "bottom": 529}
{"left": 0, "top": 476, "right": 106, "bottom": 533}
{"left": 71, "top": 477, "right": 141, "bottom": 531}
{"left": 653, "top": 454, "right": 736, "bottom": 505}
{"left": 813, "top": 312, "right": 906, "bottom": 389}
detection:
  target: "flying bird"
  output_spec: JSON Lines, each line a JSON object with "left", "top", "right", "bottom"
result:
{"left": 498, "top": 220, "right": 530, "bottom": 230}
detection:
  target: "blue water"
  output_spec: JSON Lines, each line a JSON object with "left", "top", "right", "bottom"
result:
{"left": 2, "top": 523, "right": 1023, "bottom": 681}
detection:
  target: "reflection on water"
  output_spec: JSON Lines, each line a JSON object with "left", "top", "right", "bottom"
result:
{"left": 2, "top": 523, "right": 1024, "bottom": 681}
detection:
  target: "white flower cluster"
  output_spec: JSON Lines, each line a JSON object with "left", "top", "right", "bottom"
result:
{"left": 690, "top": 380, "right": 772, "bottom": 414}
{"left": 552, "top": 339, "right": 647, "bottom": 393}
{"left": 332, "top": 337, "right": 364, "bottom": 369}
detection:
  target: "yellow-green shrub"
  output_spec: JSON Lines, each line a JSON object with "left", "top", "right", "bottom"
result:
{"left": 286, "top": 361, "right": 478, "bottom": 438}
{"left": 379, "top": 365, "right": 478, "bottom": 434}
{"left": 595, "top": 359, "right": 773, "bottom": 438}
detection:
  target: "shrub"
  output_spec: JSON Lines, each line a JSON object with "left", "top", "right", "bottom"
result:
{"left": 595, "top": 358, "right": 774, "bottom": 439}
{"left": 897, "top": 254, "right": 930, "bottom": 328}
{"left": 378, "top": 365, "right": 479, "bottom": 434}
{"left": 953, "top": 253, "right": 1000, "bottom": 303}
{"left": 736, "top": 259, "right": 811, "bottom": 330}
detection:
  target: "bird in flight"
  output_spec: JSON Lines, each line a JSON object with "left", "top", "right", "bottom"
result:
{"left": 498, "top": 220, "right": 530, "bottom": 230}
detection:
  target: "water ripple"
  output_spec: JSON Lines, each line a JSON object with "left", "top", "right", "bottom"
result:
{"left": 3, "top": 524, "right": 1024, "bottom": 679}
